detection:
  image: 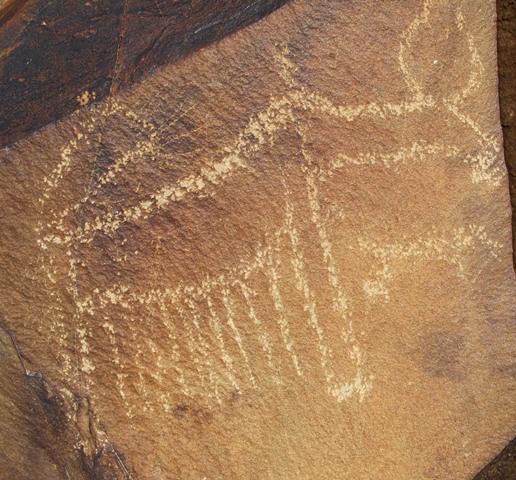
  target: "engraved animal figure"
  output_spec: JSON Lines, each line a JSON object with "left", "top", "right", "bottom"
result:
{"left": 27, "top": 0, "right": 504, "bottom": 419}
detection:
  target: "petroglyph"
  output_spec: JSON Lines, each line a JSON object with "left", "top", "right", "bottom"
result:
{"left": 265, "top": 244, "right": 304, "bottom": 378}
{"left": 221, "top": 288, "right": 259, "bottom": 389}
{"left": 24, "top": 0, "right": 505, "bottom": 414}
{"left": 282, "top": 181, "right": 336, "bottom": 389}
{"left": 237, "top": 281, "right": 280, "bottom": 384}
{"left": 70, "top": 168, "right": 484, "bottom": 411}
{"left": 2, "top": 1, "right": 514, "bottom": 478}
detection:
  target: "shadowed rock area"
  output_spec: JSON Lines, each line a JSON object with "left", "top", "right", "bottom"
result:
{"left": 0, "top": 0, "right": 515, "bottom": 479}
{"left": 0, "top": 0, "right": 290, "bottom": 148}
{"left": 497, "top": 0, "right": 516, "bottom": 268}
{"left": 473, "top": 437, "right": 516, "bottom": 480}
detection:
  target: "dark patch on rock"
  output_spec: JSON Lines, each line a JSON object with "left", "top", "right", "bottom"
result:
{"left": 473, "top": 436, "right": 516, "bottom": 480}
{"left": 497, "top": 0, "right": 516, "bottom": 269}
{"left": 423, "top": 331, "right": 466, "bottom": 380}
{"left": 0, "top": 325, "right": 132, "bottom": 479}
{"left": 0, "top": 0, "right": 292, "bottom": 149}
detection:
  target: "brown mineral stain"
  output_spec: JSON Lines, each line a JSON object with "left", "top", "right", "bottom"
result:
{"left": 421, "top": 331, "right": 466, "bottom": 380}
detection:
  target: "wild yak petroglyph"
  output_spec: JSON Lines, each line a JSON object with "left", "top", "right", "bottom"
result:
{"left": 29, "top": 0, "right": 504, "bottom": 417}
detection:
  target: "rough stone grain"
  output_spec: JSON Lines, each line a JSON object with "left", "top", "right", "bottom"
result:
{"left": 0, "top": 1, "right": 515, "bottom": 479}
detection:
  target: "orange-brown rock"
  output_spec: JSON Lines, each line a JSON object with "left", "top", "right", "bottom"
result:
{"left": 0, "top": 1, "right": 515, "bottom": 479}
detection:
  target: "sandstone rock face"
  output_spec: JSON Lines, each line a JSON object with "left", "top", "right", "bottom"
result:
{"left": 0, "top": 1, "right": 515, "bottom": 479}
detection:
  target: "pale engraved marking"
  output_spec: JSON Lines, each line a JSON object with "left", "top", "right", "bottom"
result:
{"left": 443, "top": 6, "right": 503, "bottom": 187}
{"left": 155, "top": 295, "right": 191, "bottom": 398}
{"left": 304, "top": 164, "right": 373, "bottom": 401}
{"left": 329, "top": 141, "right": 459, "bottom": 172}
{"left": 359, "top": 224, "right": 505, "bottom": 298}
{"left": 134, "top": 331, "right": 154, "bottom": 414}
{"left": 398, "top": 0, "right": 433, "bottom": 99}
{"left": 96, "top": 105, "right": 195, "bottom": 188}
{"left": 184, "top": 296, "right": 222, "bottom": 403}
{"left": 235, "top": 280, "right": 282, "bottom": 385}
{"left": 204, "top": 291, "right": 241, "bottom": 392}
{"left": 265, "top": 242, "right": 303, "bottom": 377}
{"left": 220, "top": 287, "right": 259, "bottom": 390}
{"left": 174, "top": 300, "right": 210, "bottom": 399}
{"left": 282, "top": 179, "right": 336, "bottom": 389}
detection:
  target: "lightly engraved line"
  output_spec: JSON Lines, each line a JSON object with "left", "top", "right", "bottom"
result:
{"left": 221, "top": 287, "right": 259, "bottom": 390}
{"left": 236, "top": 280, "right": 282, "bottom": 385}
{"left": 283, "top": 179, "right": 336, "bottom": 389}
{"left": 156, "top": 295, "right": 191, "bottom": 398}
{"left": 204, "top": 291, "right": 241, "bottom": 392}
{"left": 442, "top": 6, "right": 503, "bottom": 187}
{"left": 359, "top": 223, "right": 505, "bottom": 295}
{"left": 184, "top": 296, "right": 222, "bottom": 402}
{"left": 265, "top": 243, "right": 304, "bottom": 377}
{"left": 175, "top": 299, "right": 213, "bottom": 398}
{"left": 300, "top": 134, "right": 373, "bottom": 401}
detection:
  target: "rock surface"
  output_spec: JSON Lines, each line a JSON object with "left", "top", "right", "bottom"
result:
{"left": 0, "top": 0, "right": 515, "bottom": 479}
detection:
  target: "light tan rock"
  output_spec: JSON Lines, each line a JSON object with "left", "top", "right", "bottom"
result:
{"left": 0, "top": 1, "right": 514, "bottom": 479}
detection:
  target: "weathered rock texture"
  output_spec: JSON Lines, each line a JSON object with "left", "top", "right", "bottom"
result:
{"left": 0, "top": 1, "right": 515, "bottom": 479}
